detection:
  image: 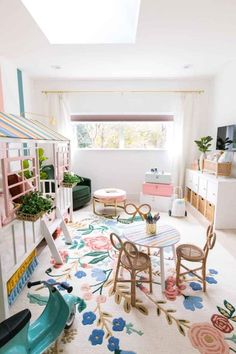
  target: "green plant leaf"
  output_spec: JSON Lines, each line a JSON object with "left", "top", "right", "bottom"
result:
{"left": 224, "top": 300, "right": 235, "bottom": 315}
{"left": 217, "top": 306, "right": 231, "bottom": 318}
{"left": 89, "top": 255, "right": 108, "bottom": 264}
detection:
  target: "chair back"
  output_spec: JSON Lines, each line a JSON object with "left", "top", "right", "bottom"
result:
{"left": 110, "top": 233, "right": 123, "bottom": 251}
{"left": 124, "top": 203, "right": 151, "bottom": 221}
{"left": 122, "top": 241, "right": 139, "bottom": 269}
{"left": 203, "top": 224, "right": 216, "bottom": 258}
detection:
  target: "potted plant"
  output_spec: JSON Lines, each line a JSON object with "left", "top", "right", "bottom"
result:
{"left": 62, "top": 172, "right": 82, "bottom": 188}
{"left": 194, "top": 136, "right": 213, "bottom": 170}
{"left": 16, "top": 191, "right": 53, "bottom": 222}
{"left": 216, "top": 137, "right": 233, "bottom": 151}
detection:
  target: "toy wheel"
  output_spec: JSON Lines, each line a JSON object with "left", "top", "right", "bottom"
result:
{"left": 168, "top": 210, "right": 171, "bottom": 216}
{"left": 185, "top": 210, "right": 187, "bottom": 216}
{"left": 65, "top": 305, "right": 76, "bottom": 329}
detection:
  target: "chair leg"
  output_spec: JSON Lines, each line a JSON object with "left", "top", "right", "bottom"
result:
{"left": 202, "top": 263, "right": 206, "bottom": 292}
{"left": 176, "top": 257, "right": 181, "bottom": 287}
{"left": 113, "top": 263, "right": 120, "bottom": 292}
{"left": 149, "top": 265, "right": 153, "bottom": 293}
{"left": 131, "top": 272, "right": 136, "bottom": 307}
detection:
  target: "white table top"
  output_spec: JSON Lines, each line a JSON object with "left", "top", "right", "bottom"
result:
{"left": 122, "top": 221, "right": 180, "bottom": 249}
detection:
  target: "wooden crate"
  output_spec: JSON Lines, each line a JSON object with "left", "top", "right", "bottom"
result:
{"left": 191, "top": 191, "right": 198, "bottom": 209}
{"left": 198, "top": 196, "right": 206, "bottom": 216}
{"left": 205, "top": 201, "right": 215, "bottom": 223}
{"left": 203, "top": 160, "right": 231, "bottom": 177}
{"left": 185, "top": 188, "right": 191, "bottom": 203}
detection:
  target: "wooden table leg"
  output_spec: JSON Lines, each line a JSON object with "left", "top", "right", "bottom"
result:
{"left": 160, "top": 248, "right": 165, "bottom": 292}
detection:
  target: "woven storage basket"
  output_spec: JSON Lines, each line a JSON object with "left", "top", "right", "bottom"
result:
{"left": 16, "top": 210, "right": 45, "bottom": 222}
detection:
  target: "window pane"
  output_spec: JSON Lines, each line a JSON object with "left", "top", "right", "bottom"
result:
{"left": 75, "top": 121, "right": 173, "bottom": 149}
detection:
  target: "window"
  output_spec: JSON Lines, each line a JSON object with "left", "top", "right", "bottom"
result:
{"left": 75, "top": 121, "right": 173, "bottom": 149}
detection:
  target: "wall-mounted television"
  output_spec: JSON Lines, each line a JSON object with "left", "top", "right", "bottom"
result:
{"left": 216, "top": 125, "right": 236, "bottom": 151}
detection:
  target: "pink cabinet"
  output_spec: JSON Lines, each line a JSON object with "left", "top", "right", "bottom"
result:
{"left": 142, "top": 183, "right": 173, "bottom": 197}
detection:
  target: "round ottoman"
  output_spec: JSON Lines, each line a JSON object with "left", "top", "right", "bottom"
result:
{"left": 93, "top": 188, "right": 126, "bottom": 217}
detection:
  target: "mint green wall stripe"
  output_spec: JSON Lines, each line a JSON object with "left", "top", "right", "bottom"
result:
{"left": 17, "top": 69, "right": 25, "bottom": 117}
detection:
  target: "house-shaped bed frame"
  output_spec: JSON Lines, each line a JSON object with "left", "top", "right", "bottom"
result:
{"left": 0, "top": 112, "right": 73, "bottom": 321}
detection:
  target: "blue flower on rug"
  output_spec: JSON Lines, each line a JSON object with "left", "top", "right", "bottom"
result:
{"left": 75, "top": 270, "right": 86, "bottom": 279}
{"left": 82, "top": 311, "right": 96, "bottom": 325}
{"left": 112, "top": 317, "right": 126, "bottom": 331}
{"left": 46, "top": 278, "right": 56, "bottom": 285}
{"left": 89, "top": 329, "right": 104, "bottom": 345}
{"left": 206, "top": 276, "right": 217, "bottom": 284}
{"left": 57, "top": 281, "right": 70, "bottom": 291}
{"left": 107, "top": 336, "right": 120, "bottom": 351}
{"left": 209, "top": 269, "right": 218, "bottom": 275}
{"left": 91, "top": 268, "right": 106, "bottom": 281}
{"left": 183, "top": 295, "right": 203, "bottom": 311}
{"left": 189, "top": 282, "right": 202, "bottom": 291}
{"left": 120, "top": 351, "right": 137, "bottom": 354}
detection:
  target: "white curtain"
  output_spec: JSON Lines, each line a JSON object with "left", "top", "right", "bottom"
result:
{"left": 45, "top": 93, "right": 76, "bottom": 151}
{"left": 171, "top": 93, "right": 200, "bottom": 189}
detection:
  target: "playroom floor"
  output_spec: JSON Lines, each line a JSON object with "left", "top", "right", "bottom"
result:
{"left": 10, "top": 201, "right": 236, "bottom": 354}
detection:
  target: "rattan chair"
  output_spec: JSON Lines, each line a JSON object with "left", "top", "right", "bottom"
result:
{"left": 124, "top": 203, "right": 151, "bottom": 222}
{"left": 176, "top": 225, "right": 216, "bottom": 292}
{"left": 110, "top": 233, "right": 152, "bottom": 306}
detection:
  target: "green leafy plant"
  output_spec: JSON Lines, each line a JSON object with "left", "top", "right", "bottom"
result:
{"left": 23, "top": 159, "right": 33, "bottom": 179}
{"left": 23, "top": 148, "right": 48, "bottom": 180}
{"left": 216, "top": 137, "right": 233, "bottom": 150}
{"left": 38, "top": 148, "right": 48, "bottom": 180}
{"left": 194, "top": 136, "right": 213, "bottom": 153}
{"left": 63, "top": 172, "right": 81, "bottom": 184}
{"left": 18, "top": 191, "right": 53, "bottom": 215}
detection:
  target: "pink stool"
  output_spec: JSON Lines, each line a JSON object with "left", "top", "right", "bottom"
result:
{"left": 93, "top": 188, "right": 126, "bottom": 217}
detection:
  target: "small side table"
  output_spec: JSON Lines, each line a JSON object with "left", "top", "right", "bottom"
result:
{"left": 122, "top": 222, "right": 180, "bottom": 292}
{"left": 93, "top": 188, "right": 126, "bottom": 217}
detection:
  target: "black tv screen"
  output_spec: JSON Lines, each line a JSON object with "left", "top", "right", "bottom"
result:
{"left": 216, "top": 125, "right": 236, "bottom": 150}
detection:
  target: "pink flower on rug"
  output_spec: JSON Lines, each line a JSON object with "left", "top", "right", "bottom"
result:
{"left": 96, "top": 295, "right": 107, "bottom": 303}
{"left": 81, "top": 283, "right": 91, "bottom": 292}
{"left": 84, "top": 236, "right": 112, "bottom": 251}
{"left": 83, "top": 292, "right": 93, "bottom": 301}
{"left": 139, "top": 284, "right": 150, "bottom": 294}
{"left": 165, "top": 285, "right": 179, "bottom": 301}
{"left": 50, "top": 250, "right": 68, "bottom": 268}
{"left": 211, "top": 314, "right": 234, "bottom": 334}
{"left": 188, "top": 322, "right": 230, "bottom": 354}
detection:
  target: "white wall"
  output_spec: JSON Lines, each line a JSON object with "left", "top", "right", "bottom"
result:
{"left": 32, "top": 78, "right": 213, "bottom": 198}
{"left": 211, "top": 61, "right": 236, "bottom": 176}
{"left": 0, "top": 56, "right": 33, "bottom": 114}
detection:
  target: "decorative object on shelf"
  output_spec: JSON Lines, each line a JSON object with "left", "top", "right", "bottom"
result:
{"left": 194, "top": 136, "right": 213, "bottom": 171}
{"left": 16, "top": 191, "right": 53, "bottom": 222}
{"left": 216, "top": 136, "right": 233, "bottom": 151}
{"left": 62, "top": 171, "right": 81, "bottom": 188}
{"left": 146, "top": 212, "right": 160, "bottom": 235}
{"left": 203, "top": 160, "right": 231, "bottom": 177}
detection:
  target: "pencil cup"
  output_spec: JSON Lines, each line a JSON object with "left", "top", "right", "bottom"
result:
{"left": 146, "top": 222, "right": 156, "bottom": 235}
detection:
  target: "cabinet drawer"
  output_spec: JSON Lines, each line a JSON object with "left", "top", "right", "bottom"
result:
{"left": 185, "top": 187, "right": 191, "bottom": 202}
{"left": 142, "top": 183, "right": 173, "bottom": 197}
{"left": 192, "top": 174, "right": 199, "bottom": 193}
{"left": 185, "top": 170, "right": 194, "bottom": 189}
{"left": 198, "top": 196, "right": 206, "bottom": 215}
{"left": 191, "top": 191, "right": 198, "bottom": 208}
{"left": 206, "top": 181, "right": 217, "bottom": 204}
{"left": 206, "top": 201, "right": 215, "bottom": 223}
{"left": 198, "top": 177, "right": 207, "bottom": 198}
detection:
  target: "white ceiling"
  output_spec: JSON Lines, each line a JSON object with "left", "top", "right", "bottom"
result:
{"left": 1, "top": 0, "right": 236, "bottom": 79}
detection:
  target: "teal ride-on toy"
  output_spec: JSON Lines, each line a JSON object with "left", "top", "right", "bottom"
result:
{"left": 0, "top": 280, "right": 79, "bottom": 354}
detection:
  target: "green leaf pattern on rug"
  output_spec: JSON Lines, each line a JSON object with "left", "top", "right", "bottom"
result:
{"left": 27, "top": 292, "right": 48, "bottom": 306}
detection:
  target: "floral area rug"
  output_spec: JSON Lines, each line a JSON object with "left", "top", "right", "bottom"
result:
{"left": 23, "top": 212, "right": 236, "bottom": 354}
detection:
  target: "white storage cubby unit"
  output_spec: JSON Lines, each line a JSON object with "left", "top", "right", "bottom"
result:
{"left": 185, "top": 169, "right": 236, "bottom": 229}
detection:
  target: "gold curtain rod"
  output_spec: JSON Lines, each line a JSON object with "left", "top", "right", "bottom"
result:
{"left": 41, "top": 89, "right": 204, "bottom": 94}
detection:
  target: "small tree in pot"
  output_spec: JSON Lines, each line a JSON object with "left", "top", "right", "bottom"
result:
{"left": 194, "top": 136, "right": 213, "bottom": 170}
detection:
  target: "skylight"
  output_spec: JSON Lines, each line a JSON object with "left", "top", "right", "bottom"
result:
{"left": 21, "top": 0, "right": 140, "bottom": 44}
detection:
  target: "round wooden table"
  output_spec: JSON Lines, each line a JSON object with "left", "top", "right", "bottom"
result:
{"left": 122, "top": 222, "right": 180, "bottom": 292}
{"left": 93, "top": 188, "right": 126, "bottom": 217}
